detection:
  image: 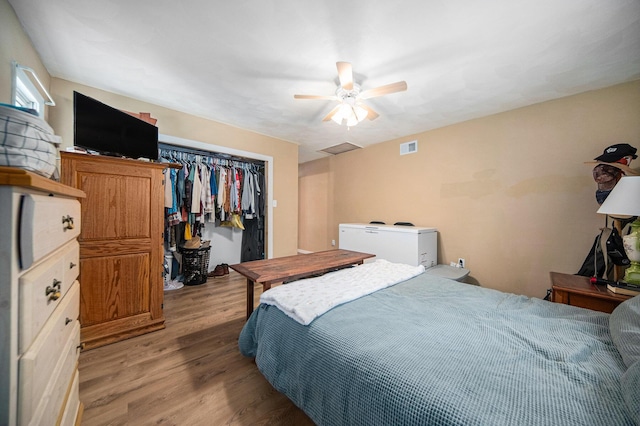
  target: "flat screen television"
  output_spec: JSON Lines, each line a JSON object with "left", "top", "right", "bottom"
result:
{"left": 73, "top": 91, "right": 158, "bottom": 160}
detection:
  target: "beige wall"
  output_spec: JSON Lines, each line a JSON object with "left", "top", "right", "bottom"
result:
{"left": 0, "top": 0, "right": 50, "bottom": 116}
{"left": 299, "top": 80, "right": 640, "bottom": 297}
{"left": 1, "top": 0, "right": 299, "bottom": 258}
{"left": 298, "top": 158, "right": 335, "bottom": 251}
{"left": 48, "top": 80, "right": 299, "bottom": 258}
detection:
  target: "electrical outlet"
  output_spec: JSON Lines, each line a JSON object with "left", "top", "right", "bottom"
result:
{"left": 331, "top": 239, "right": 336, "bottom": 246}
{"left": 458, "top": 258, "right": 465, "bottom": 268}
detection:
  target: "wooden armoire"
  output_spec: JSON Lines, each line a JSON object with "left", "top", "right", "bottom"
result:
{"left": 61, "top": 152, "right": 167, "bottom": 350}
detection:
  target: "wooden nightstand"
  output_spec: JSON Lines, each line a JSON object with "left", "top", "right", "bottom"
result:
{"left": 550, "top": 272, "right": 632, "bottom": 313}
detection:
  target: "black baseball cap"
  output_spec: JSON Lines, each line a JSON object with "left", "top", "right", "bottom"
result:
{"left": 594, "top": 143, "right": 637, "bottom": 162}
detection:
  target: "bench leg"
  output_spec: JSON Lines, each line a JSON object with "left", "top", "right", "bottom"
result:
{"left": 246, "top": 279, "right": 254, "bottom": 320}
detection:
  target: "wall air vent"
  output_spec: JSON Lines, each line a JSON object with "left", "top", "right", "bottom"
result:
{"left": 319, "top": 142, "right": 362, "bottom": 155}
{"left": 400, "top": 140, "right": 418, "bottom": 155}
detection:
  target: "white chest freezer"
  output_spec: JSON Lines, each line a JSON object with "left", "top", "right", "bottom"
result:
{"left": 338, "top": 223, "right": 437, "bottom": 268}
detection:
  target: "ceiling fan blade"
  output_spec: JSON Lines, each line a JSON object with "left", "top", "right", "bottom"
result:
{"left": 360, "top": 81, "right": 407, "bottom": 99}
{"left": 294, "top": 94, "right": 337, "bottom": 100}
{"left": 322, "top": 105, "right": 342, "bottom": 122}
{"left": 359, "top": 103, "right": 380, "bottom": 121}
{"left": 336, "top": 62, "right": 353, "bottom": 91}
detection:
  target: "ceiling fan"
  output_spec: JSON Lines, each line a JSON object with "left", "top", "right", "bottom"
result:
{"left": 294, "top": 62, "right": 407, "bottom": 126}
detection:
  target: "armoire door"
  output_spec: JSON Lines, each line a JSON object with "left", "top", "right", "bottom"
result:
{"left": 61, "top": 152, "right": 166, "bottom": 350}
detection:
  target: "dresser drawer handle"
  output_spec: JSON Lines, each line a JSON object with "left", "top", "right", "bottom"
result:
{"left": 62, "top": 215, "right": 75, "bottom": 230}
{"left": 70, "top": 262, "right": 77, "bottom": 269}
{"left": 46, "top": 287, "right": 61, "bottom": 301}
{"left": 65, "top": 317, "right": 73, "bottom": 325}
{"left": 46, "top": 279, "right": 62, "bottom": 301}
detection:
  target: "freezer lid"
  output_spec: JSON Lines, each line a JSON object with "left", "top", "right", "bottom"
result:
{"left": 339, "top": 223, "right": 437, "bottom": 233}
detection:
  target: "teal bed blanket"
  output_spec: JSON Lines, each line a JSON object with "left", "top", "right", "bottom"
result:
{"left": 239, "top": 272, "right": 639, "bottom": 425}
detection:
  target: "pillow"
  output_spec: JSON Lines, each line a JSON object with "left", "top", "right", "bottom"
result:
{"left": 0, "top": 104, "right": 60, "bottom": 178}
{"left": 610, "top": 295, "right": 640, "bottom": 368}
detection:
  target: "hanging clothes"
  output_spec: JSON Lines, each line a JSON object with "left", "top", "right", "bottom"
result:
{"left": 167, "top": 169, "right": 180, "bottom": 226}
{"left": 190, "top": 162, "right": 201, "bottom": 214}
{"left": 158, "top": 145, "right": 266, "bottom": 261}
{"left": 242, "top": 169, "right": 255, "bottom": 219}
{"left": 201, "top": 164, "right": 214, "bottom": 216}
{"left": 217, "top": 167, "right": 228, "bottom": 221}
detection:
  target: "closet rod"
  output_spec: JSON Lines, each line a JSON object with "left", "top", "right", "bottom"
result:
{"left": 158, "top": 143, "right": 265, "bottom": 166}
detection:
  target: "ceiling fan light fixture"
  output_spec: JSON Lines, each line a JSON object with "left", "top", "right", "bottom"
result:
{"left": 295, "top": 62, "right": 405, "bottom": 126}
{"left": 330, "top": 103, "right": 350, "bottom": 125}
{"left": 354, "top": 104, "right": 368, "bottom": 121}
{"left": 331, "top": 102, "right": 368, "bottom": 126}
{"left": 345, "top": 115, "right": 359, "bottom": 127}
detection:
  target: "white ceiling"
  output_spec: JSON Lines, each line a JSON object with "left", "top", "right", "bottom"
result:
{"left": 9, "top": 0, "right": 640, "bottom": 163}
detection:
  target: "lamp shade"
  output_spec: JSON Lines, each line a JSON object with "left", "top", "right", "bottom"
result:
{"left": 597, "top": 176, "right": 640, "bottom": 217}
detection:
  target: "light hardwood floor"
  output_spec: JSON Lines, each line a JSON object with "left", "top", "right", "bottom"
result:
{"left": 78, "top": 271, "right": 314, "bottom": 425}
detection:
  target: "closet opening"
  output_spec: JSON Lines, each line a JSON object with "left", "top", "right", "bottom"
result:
{"left": 157, "top": 134, "right": 273, "bottom": 288}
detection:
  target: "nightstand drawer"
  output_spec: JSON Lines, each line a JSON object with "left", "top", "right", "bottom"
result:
{"left": 550, "top": 272, "right": 631, "bottom": 313}
{"left": 554, "top": 289, "right": 621, "bottom": 313}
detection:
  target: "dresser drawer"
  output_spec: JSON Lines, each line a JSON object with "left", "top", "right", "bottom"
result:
{"left": 18, "top": 281, "right": 80, "bottom": 425}
{"left": 59, "top": 370, "right": 81, "bottom": 426}
{"left": 62, "top": 241, "right": 80, "bottom": 289}
{"left": 18, "top": 240, "right": 79, "bottom": 354}
{"left": 18, "top": 193, "right": 81, "bottom": 270}
{"left": 28, "top": 323, "right": 80, "bottom": 426}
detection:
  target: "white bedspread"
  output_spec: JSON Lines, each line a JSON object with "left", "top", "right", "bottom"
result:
{"left": 260, "top": 259, "right": 425, "bottom": 325}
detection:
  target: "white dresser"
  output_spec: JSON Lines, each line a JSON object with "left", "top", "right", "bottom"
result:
{"left": 0, "top": 167, "right": 85, "bottom": 426}
{"left": 339, "top": 223, "right": 438, "bottom": 268}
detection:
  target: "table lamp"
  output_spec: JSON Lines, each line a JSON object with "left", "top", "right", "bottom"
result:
{"left": 596, "top": 176, "right": 640, "bottom": 285}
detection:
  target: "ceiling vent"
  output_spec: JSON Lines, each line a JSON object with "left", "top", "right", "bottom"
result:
{"left": 319, "top": 142, "right": 362, "bottom": 155}
{"left": 400, "top": 140, "right": 418, "bottom": 155}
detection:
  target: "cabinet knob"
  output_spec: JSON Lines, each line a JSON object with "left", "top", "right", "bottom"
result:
{"left": 65, "top": 317, "right": 73, "bottom": 325}
{"left": 69, "top": 262, "right": 77, "bottom": 269}
{"left": 62, "top": 215, "right": 75, "bottom": 230}
{"left": 76, "top": 343, "right": 86, "bottom": 352}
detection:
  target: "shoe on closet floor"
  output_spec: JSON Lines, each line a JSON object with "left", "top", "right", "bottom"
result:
{"left": 207, "top": 264, "right": 226, "bottom": 277}
{"left": 221, "top": 263, "right": 229, "bottom": 275}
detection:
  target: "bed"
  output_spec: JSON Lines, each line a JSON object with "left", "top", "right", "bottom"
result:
{"left": 238, "top": 260, "right": 640, "bottom": 425}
